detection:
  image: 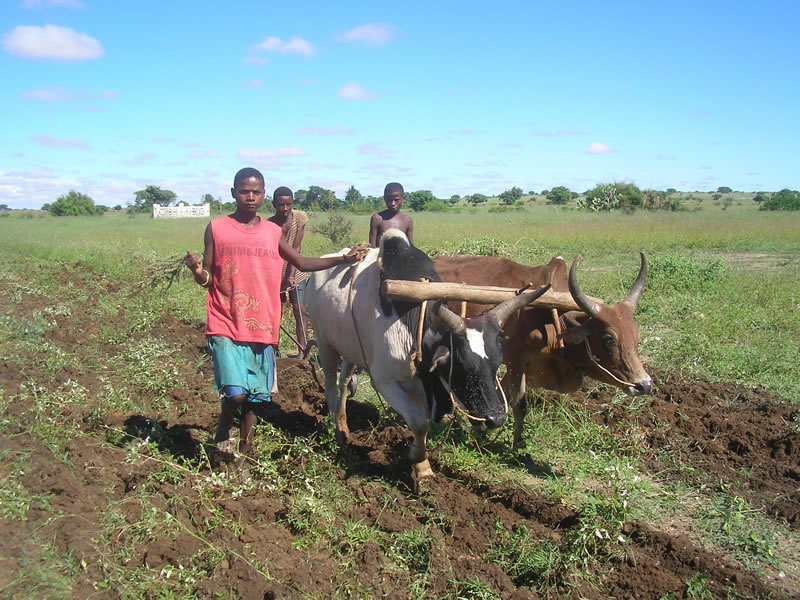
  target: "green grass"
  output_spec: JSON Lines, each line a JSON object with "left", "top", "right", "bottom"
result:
{"left": 0, "top": 203, "right": 798, "bottom": 598}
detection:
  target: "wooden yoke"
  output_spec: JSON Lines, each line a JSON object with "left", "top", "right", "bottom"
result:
{"left": 381, "top": 279, "right": 603, "bottom": 313}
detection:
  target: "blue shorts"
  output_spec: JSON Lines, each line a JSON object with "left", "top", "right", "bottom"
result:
{"left": 207, "top": 336, "right": 276, "bottom": 404}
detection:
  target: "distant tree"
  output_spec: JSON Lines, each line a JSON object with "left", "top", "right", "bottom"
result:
{"left": 527, "top": 190, "right": 536, "bottom": 196}
{"left": 540, "top": 189, "right": 550, "bottom": 197}
{"left": 449, "top": 194, "right": 461, "bottom": 205}
{"left": 467, "top": 193, "right": 488, "bottom": 206}
{"left": 546, "top": 186, "right": 572, "bottom": 205}
{"left": 498, "top": 186, "right": 523, "bottom": 205}
{"left": 305, "top": 185, "right": 337, "bottom": 211}
{"left": 198, "top": 193, "right": 215, "bottom": 206}
{"left": 49, "top": 190, "right": 104, "bottom": 216}
{"left": 295, "top": 189, "right": 308, "bottom": 207}
{"left": 760, "top": 189, "right": 800, "bottom": 211}
{"left": 717, "top": 186, "right": 732, "bottom": 194}
{"left": 113, "top": 205, "right": 122, "bottom": 211}
{"left": 712, "top": 193, "right": 722, "bottom": 202}
{"left": 129, "top": 185, "right": 177, "bottom": 213}
{"left": 581, "top": 183, "right": 642, "bottom": 212}
{"left": 577, "top": 185, "right": 618, "bottom": 211}
{"left": 41, "top": 203, "right": 51, "bottom": 211}
{"left": 346, "top": 189, "right": 382, "bottom": 215}
{"left": 406, "top": 190, "right": 437, "bottom": 211}
{"left": 752, "top": 192, "right": 767, "bottom": 204}
{"left": 344, "top": 185, "right": 363, "bottom": 206}
{"left": 666, "top": 188, "right": 678, "bottom": 194}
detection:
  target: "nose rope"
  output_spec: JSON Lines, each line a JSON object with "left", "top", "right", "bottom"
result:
{"left": 436, "top": 329, "right": 508, "bottom": 423}
{"left": 583, "top": 337, "right": 636, "bottom": 389}
{"left": 437, "top": 376, "right": 487, "bottom": 423}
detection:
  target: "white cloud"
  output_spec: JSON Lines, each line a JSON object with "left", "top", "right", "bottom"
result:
{"left": 237, "top": 147, "right": 306, "bottom": 161}
{"left": 30, "top": 133, "right": 87, "bottom": 148}
{"left": 336, "top": 23, "right": 398, "bottom": 46}
{"left": 296, "top": 126, "right": 354, "bottom": 136}
{"left": 357, "top": 143, "right": 394, "bottom": 158}
{"left": 21, "top": 86, "right": 72, "bottom": 102}
{"left": 586, "top": 142, "right": 613, "bottom": 154}
{"left": 21, "top": 86, "right": 117, "bottom": 103}
{"left": 121, "top": 153, "right": 157, "bottom": 166}
{"left": 337, "top": 83, "right": 377, "bottom": 101}
{"left": 253, "top": 36, "right": 314, "bottom": 57}
{"left": 3, "top": 25, "right": 103, "bottom": 61}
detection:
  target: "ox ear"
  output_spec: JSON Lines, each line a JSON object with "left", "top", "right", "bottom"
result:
{"left": 428, "top": 346, "right": 450, "bottom": 373}
{"left": 561, "top": 324, "right": 589, "bottom": 345}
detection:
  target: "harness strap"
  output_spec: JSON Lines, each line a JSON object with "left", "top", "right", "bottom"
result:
{"left": 583, "top": 337, "right": 636, "bottom": 389}
{"left": 410, "top": 278, "right": 430, "bottom": 370}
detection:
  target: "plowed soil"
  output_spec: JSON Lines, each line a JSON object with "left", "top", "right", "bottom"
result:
{"left": 0, "top": 268, "right": 797, "bottom": 599}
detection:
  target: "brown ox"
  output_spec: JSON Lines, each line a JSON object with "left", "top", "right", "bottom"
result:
{"left": 433, "top": 254, "right": 652, "bottom": 449}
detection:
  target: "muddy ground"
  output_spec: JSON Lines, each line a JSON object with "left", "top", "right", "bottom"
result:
{"left": 0, "top": 269, "right": 798, "bottom": 599}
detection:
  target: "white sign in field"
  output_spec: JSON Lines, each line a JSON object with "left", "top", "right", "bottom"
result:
{"left": 152, "top": 202, "right": 210, "bottom": 219}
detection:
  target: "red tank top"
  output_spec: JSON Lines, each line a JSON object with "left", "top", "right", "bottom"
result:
{"left": 206, "top": 216, "right": 284, "bottom": 345}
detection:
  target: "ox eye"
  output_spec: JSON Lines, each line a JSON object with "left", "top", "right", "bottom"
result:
{"left": 602, "top": 334, "right": 616, "bottom": 348}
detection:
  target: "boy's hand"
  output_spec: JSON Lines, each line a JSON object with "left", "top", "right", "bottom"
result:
{"left": 184, "top": 251, "right": 203, "bottom": 276}
{"left": 344, "top": 243, "right": 370, "bottom": 263}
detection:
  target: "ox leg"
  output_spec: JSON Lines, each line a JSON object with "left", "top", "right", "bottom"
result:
{"left": 502, "top": 369, "right": 528, "bottom": 450}
{"left": 373, "top": 380, "right": 434, "bottom": 487}
{"left": 316, "top": 342, "right": 349, "bottom": 444}
{"left": 335, "top": 360, "right": 357, "bottom": 443}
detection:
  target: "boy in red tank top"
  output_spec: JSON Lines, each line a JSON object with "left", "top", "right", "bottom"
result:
{"left": 184, "top": 168, "right": 363, "bottom": 472}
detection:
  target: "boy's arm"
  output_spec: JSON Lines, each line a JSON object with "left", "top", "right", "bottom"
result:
{"left": 279, "top": 237, "right": 365, "bottom": 271}
{"left": 184, "top": 223, "right": 214, "bottom": 287}
{"left": 368, "top": 214, "right": 379, "bottom": 247}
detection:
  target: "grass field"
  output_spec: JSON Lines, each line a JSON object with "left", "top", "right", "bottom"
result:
{"left": 1, "top": 201, "right": 798, "bottom": 598}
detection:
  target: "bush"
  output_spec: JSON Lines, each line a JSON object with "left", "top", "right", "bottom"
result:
{"left": 312, "top": 213, "right": 353, "bottom": 247}
{"left": 49, "top": 190, "right": 104, "bottom": 216}
{"left": 646, "top": 255, "right": 729, "bottom": 292}
{"left": 429, "top": 236, "right": 512, "bottom": 258}
{"left": 423, "top": 200, "right": 449, "bottom": 212}
{"left": 759, "top": 189, "right": 800, "bottom": 211}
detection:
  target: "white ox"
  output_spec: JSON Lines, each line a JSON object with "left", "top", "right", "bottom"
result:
{"left": 305, "top": 230, "right": 549, "bottom": 483}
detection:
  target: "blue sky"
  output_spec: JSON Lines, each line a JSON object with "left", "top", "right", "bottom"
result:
{"left": 2, "top": 0, "right": 798, "bottom": 210}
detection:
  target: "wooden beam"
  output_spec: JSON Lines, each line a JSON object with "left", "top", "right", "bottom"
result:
{"left": 381, "top": 279, "right": 603, "bottom": 312}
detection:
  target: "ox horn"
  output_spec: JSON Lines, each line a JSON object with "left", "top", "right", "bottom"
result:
{"left": 436, "top": 303, "right": 466, "bottom": 335}
{"left": 622, "top": 252, "right": 647, "bottom": 309}
{"left": 488, "top": 283, "right": 551, "bottom": 328}
{"left": 569, "top": 256, "right": 602, "bottom": 317}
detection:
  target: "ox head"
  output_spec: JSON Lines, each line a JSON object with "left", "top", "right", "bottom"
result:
{"left": 424, "top": 284, "right": 551, "bottom": 430}
{"left": 562, "top": 253, "right": 652, "bottom": 396}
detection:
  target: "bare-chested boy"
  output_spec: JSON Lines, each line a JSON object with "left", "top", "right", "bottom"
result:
{"left": 369, "top": 182, "right": 414, "bottom": 247}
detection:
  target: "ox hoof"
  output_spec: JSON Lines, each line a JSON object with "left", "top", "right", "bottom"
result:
{"left": 411, "top": 459, "right": 434, "bottom": 494}
{"left": 334, "top": 428, "right": 350, "bottom": 446}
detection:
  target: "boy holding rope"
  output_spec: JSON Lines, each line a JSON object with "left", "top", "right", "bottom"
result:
{"left": 268, "top": 186, "right": 310, "bottom": 359}
{"left": 184, "top": 167, "right": 364, "bottom": 467}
